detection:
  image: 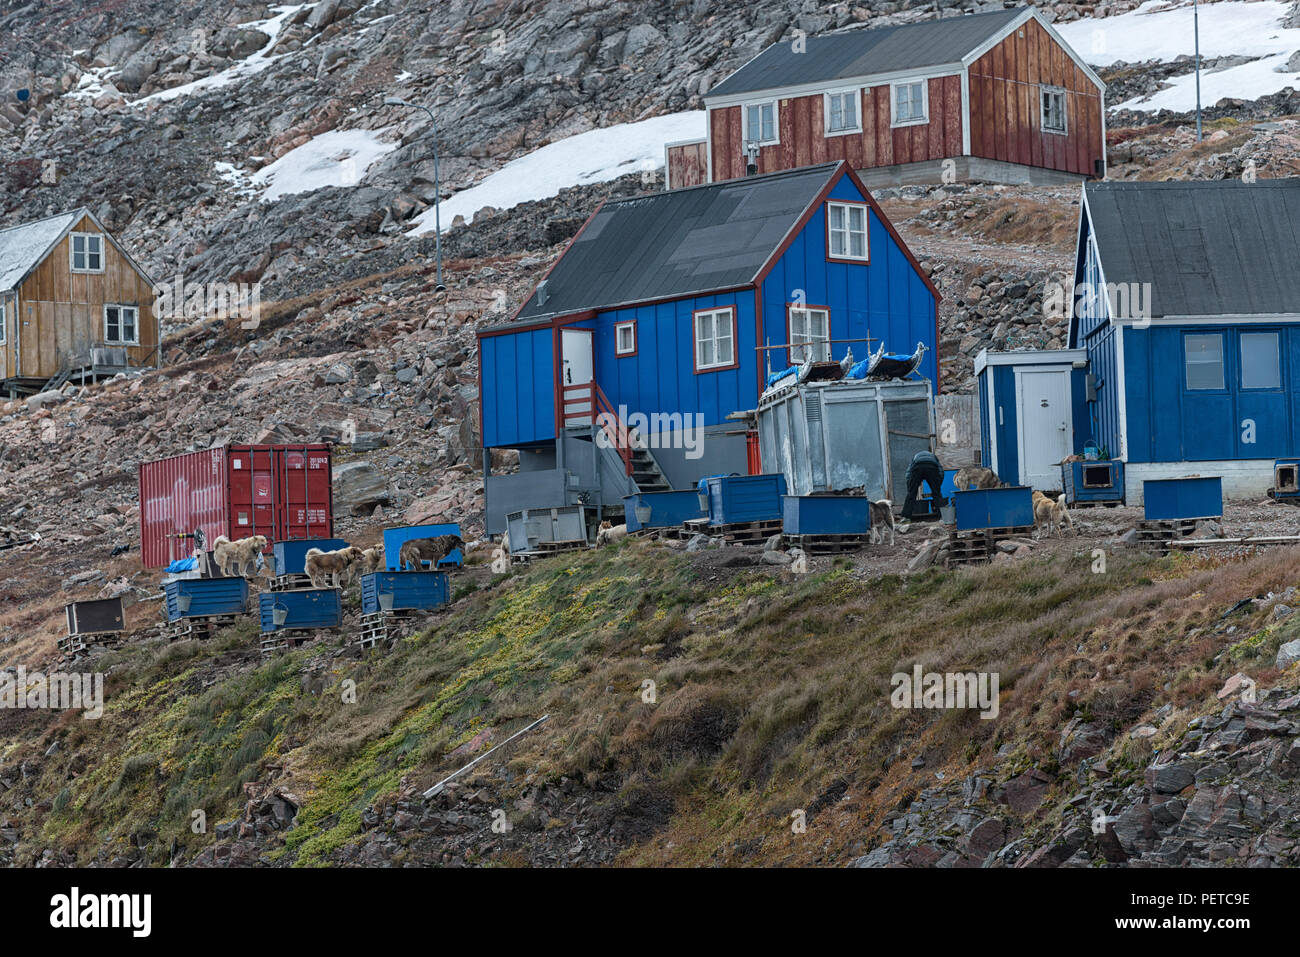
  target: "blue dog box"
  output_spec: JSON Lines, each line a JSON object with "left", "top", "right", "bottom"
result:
{"left": 383, "top": 523, "right": 462, "bottom": 570}
{"left": 624, "top": 490, "right": 707, "bottom": 532}
{"left": 1063, "top": 460, "right": 1125, "bottom": 506}
{"left": 913, "top": 468, "right": 959, "bottom": 518}
{"left": 954, "top": 486, "right": 1034, "bottom": 531}
{"left": 272, "top": 538, "right": 348, "bottom": 577}
{"left": 705, "top": 474, "right": 787, "bottom": 525}
{"left": 782, "top": 496, "right": 871, "bottom": 536}
{"left": 1273, "top": 459, "right": 1300, "bottom": 499}
{"left": 1143, "top": 477, "right": 1223, "bottom": 522}
{"left": 361, "top": 571, "right": 450, "bottom": 615}
{"left": 259, "top": 589, "right": 342, "bottom": 632}
{"left": 164, "top": 578, "right": 249, "bottom": 622}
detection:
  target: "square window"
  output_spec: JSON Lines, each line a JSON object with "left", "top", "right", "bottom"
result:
{"left": 1041, "top": 88, "right": 1067, "bottom": 134}
{"left": 70, "top": 232, "right": 104, "bottom": 272}
{"left": 615, "top": 321, "right": 636, "bottom": 357}
{"left": 104, "top": 304, "right": 139, "bottom": 344}
{"left": 827, "top": 202, "right": 868, "bottom": 261}
{"left": 789, "top": 307, "right": 830, "bottom": 363}
{"left": 1241, "top": 331, "right": 1280, "bottom": 389}
{"left": 826, "top": 90, "right": 860, "bottom": 134}
{"left": 694, "top": 308, "right": 736, "bottom": 372}
{"left": 892, "top": 81, "right": 927, "bottom": 126}
{"left": 1184, "top": 333, "right": 1224, "bottom": 391}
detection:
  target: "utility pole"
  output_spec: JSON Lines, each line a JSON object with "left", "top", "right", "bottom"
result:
{"left": 1194, "top": 0, "right": 1203, "bottom": 142}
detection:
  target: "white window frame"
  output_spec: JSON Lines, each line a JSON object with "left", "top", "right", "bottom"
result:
{"left": 788, "top": 306, "right": 831, "bottom": 363}
{"left": 103, "top": 303, "right": 140, "bottom": 345}
{"left": 694, "top": 306, "right": 736, "bottom": 373}
{"left": 0, "top": 301, "right": 5, "bottom": 345}
{"left": 1040, "top": 86, "right": 1068, "bottom": 135}
{"left": 890, "top": 79, "right": 928, "bottom": 127}
{"left": 823, "top": 88, "right": 862, "bottom": 137}
{"left": 742, "top": 101, "right": 779, "bottom": 147}
{"left": 69, "top": 231, "right": 105, "bottom": 274}
{"left": 614, "top": 320, "right": 637, "bottom": 357}
{"left": 826, "top": 201, "right": 869, "bottom": 262}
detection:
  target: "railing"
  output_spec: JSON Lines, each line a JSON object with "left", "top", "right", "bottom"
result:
{"left": 560, "top": 380, "right": 634, "bottom": 476}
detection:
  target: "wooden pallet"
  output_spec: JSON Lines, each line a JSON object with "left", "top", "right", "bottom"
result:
{"left": 58, "top": 630, "right": 124, "bottom": 657}
{"left": 683, "top": 518, "right": 783, "bottom": 545}
{"left": 268, "top": 573, "right": 313, "bottom": 592}
{"left": 785, "top": 532, "right": 870, "bottom": 554}
{"left": 1135, "top": 519, "right": 1202, "bottom": 553}
{"left": 1067, "top": 500, "right": 1123, "bottom": 509}
{"left": 946, "top": 532, "right": 993, "bottom": 567}
{"left": 984, "top": 525, "right": 1036, "bottom": 539}
{"left": 260, "top": 629, "right": 332, "bottom": 656}
{"left": 164, "top": 614, "right": 241, "bottom": 642}
{"left": 356, "top": 611, "right": 415, "bottom": 650}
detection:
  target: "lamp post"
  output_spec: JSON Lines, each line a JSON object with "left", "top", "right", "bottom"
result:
{"left": 1193, "top": 0, "right": 1203, "bottom": 142}
{"left": 383, "top": 96, "right": 446, "bottom": 292}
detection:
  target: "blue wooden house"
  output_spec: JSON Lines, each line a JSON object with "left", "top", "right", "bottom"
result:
{"left": 478, "top": 160, "right": 941, "bottom": 533}
{"left": 1068, "top": 178, "right": 1300, "bottom": 502}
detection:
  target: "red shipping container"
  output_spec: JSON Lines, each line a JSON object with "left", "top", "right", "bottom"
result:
{"left": 138, "top": 444, "right": 333, "bottom": 568}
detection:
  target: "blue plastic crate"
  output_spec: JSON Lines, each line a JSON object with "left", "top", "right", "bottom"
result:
{"left": 164, "top": 578, "right": 249, "bottom": 622}
{"left": 624, "top": 490, "right": 707, "bottom": 532}
{"left": 705, "top": 474, "right": 787, "bottom": 525}
{"left": 383, "top": 524, "right": 462, "bottom": 570}
{"left": 272, "top": 538, "right": 348, "bottom": 577}
{"left": 1062, "top": 460, "right": 1125, "bottom": 506}
{"left": 259, "top": 589, "right": 342, "bottom": 632}
{"left": 1143, "top": 477, "right": 1222, "bottom": 521}
{"left": 782, "top": 496, "right": 871, "bottom": 536}
{"left": 361, "top": 572, "right": 450, "bottom": 615}
{"left": 954, "top": 486, "right": 1034, "bottom": 531}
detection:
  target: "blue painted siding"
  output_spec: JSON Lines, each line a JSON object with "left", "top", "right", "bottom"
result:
{"left": 593, "top": 289, "right": 757, "bottom": 429}
{"left": 991, "top": 365, "right": 1018, "bottom": 481}
{"left": 480, "top": 327, "right": 555, "bottom": 448}
{"left": 1123, "top": 324, "right": 1297, "bottom": 463}
{"left": 1083, "top": 324, "right": 1122, "bottom": 460}
{"left": 759, "top": 177, "right": 938, "bottom": 388}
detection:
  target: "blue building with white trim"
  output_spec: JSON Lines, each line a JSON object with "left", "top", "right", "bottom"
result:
{"left": 477, "top": 161, "right": 941, "bottom": 532}
{"left": 982, "top": 178, "right": 1300, "bottom": 502}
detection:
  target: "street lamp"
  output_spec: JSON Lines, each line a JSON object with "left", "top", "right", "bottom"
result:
{"left": 383, "top": 96, "right": 446, "bottom": 292}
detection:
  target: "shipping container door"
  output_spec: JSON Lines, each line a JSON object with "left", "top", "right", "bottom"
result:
{"left": 280, "top": 446, "right": 332, "bottom": 541}
{"left": 227, "top": 446, "right": 278, "bottom": 541}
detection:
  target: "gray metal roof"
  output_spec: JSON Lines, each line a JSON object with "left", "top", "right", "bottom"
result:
{"left": 707, "top": 7, "right": 1025, "bottom": 99}
{"left": 0, "top": 209, "right": 84, "bottom": 292}
{"left": 513, "top": 163, "right": 841, "bottom": 324}
{"left": 1084, "top": 179, "right": 1300, "bottom": 318}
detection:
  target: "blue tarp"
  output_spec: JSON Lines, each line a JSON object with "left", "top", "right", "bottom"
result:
{"left": 765, "top": 365, "right": 798, "bottom": 388}
{"left": 165, "top": 557, "right": 198, "bottom": 573}
{"left": 846, "top": 359, "right": 869, "bottom": 379}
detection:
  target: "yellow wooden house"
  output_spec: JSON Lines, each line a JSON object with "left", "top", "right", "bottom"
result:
{"left": 0, "top": 208, "right": 160, "bottom": 395}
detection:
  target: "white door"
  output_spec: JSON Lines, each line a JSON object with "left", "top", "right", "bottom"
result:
{"left": 561, "top": 328, "right": 594, "bottom": 426}
{"left": 1017, "top": 369, "right": 1072, "bottom": 490}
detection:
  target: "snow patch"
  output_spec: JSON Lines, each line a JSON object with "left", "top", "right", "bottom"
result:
{"left": 408, "top": 111, "right": 707, "bottom": 235}
{"left": 250, "top": 128, "right": 399, "bottom": 201}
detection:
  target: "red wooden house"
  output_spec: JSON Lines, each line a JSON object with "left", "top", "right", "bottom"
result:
{"left": 667, "top": 6, "right": 1105, "bottom": 189}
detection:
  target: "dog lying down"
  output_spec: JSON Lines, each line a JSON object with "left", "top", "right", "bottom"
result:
{"left": 397, "top": 534, "right": 463, "bottom": 571}
{"left": 212, "top": 535, "right": 269, "bottom": 578}
{"left": 304, "top": 545, "right": 364, "bottom": 588}
{"left": 596, "top": 521, "right": 628, "bottom": 546}
{"left": 1032, "top": 491, "right": 1075, "bottom": 538}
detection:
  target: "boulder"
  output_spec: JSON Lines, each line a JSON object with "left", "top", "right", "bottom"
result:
{"left": 333, "top": 460, "right": 389, "bottom": 513}
{"left": 1277, "top": 638, "right": 1300, "bottom": 671}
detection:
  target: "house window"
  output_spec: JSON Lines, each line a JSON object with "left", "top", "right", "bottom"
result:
{"left": 70, "top": 232, "right": 104, "bottom": 273}
{"left": 789, "top": 306, "right": 830, "bottom": 363}
{"left": 694, "top": 307, "right": 736, "bottom": 372}
{"left": 615, "top": 320, "right": 637, "bottom": 357}
{"left": 744, "top": 102, "right": 778, "bottom": 146}
{"left": 1240, "top": 331, "right": 1280, "bottom": 389}
{"left": 891, "top": 80, "right": 927, "bottom": 126}
{"left": 104, "top": 304, "right": 139, "bottom": 344}
{"left": 827, "top": 202, "right": 868, "bottom": 261}
{"left": 1041, "top": 87, "right": 1067, "bottom": 134}
{"left": 825, "top": 90, "right": 860, "bottom": 135}
{"left": 1184, "top": 333, "right": 1224, "bottom": 391}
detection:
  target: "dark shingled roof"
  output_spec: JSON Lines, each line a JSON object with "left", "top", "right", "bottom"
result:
{"left": 1084, "top": 179, "right": 1300, "bottom": 318}
{"left": 707, "top": 8, "right": 1025, "bottom": 99}
{"left": 513, "top": 163, "right": 841, "bottom": 324}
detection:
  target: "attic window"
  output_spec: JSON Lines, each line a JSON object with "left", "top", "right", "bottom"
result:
{"left": 744, "top": 102, "right": 778, "bottom": 146}
{"left": 827, "top": 202, "right": 868, "bottom": 261}
{"left": 615, "top": 320, "right": 637, "bottom": 357}
{"left": 70, "top": 232, "right": 104, "bottom": 273}
{"left": 1041, "top": 87, "right": 1067, "bottom": 135}
{"left": 891, "top": 80, "right": 927, "bottom": 127}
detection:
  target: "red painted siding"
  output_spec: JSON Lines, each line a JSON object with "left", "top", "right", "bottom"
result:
{"left": 968, "top": 16, "right": 1103, "bottom": 177}
{"left": 666, "top": 140, "right": 707, "bottom": 189}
